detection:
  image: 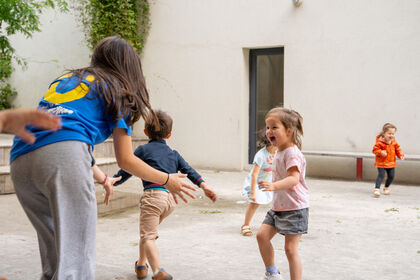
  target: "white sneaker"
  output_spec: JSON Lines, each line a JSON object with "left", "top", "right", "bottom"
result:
{"left": 263, "top": 272, "right": 283, "bottom": 280}
{"left": 374, "top": 189, "right": 380, "bottom": 197}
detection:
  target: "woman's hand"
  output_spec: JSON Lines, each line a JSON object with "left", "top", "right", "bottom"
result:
{"left": 0, "top": 108, "right": 61, "bottom": 144}
{"left": 165, "top": 173, "right": 196, "bottom": 203}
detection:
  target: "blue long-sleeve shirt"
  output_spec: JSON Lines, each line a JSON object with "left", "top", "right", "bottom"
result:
{"left": 113, "top": 139, "right": 204, "bottom": 191}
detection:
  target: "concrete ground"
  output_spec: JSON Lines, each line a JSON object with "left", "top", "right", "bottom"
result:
{"left": 1, "top": 170, "right": 419, "bottom": 280}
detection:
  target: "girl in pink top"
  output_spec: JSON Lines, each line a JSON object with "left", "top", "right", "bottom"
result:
{"left": 257, "top": 107, "right": 308, "bottom": 280}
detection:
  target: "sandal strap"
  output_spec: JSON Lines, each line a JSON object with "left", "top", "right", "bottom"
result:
{"left": 136, "top": 261, "right": 148, "bottom": 270}
{"left": 241, "top": 225, "right": 252, "bottom": 235}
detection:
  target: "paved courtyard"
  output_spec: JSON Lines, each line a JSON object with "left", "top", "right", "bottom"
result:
{"left": 1, "top": 170, "right": 419, "bottom": 280}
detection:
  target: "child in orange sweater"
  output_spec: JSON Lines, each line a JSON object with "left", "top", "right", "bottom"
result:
{"left": 372, "top": 123, "right": 404, "bottom": 197}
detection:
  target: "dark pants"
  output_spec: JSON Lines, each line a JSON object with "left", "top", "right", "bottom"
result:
{"left": 375, "top": 168, "right": 395, "bottom": 189}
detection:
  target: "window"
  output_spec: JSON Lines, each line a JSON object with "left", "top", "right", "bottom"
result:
{"left": 249, "top": 47, "right": 284, "bottom": 163}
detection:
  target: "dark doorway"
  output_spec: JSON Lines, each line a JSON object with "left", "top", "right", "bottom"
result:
{"left": 249, "top": 47, "right": 284, "bottom": 163}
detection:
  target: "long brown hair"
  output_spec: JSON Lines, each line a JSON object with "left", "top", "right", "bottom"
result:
{"left": 265, "top": 107, "right": 304, "bottom": 149}
{"left": 67, "top": 36, "right": 155, "bottom": 126}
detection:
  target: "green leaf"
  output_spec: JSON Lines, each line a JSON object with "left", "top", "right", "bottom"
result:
{"left": 199, "top": 210, "right": 223, "bottom": 214}
{"left": 0, "top": 0, "right": 68, "bottom": 102}
{"left": 384, "top": 208, "right": 399, "bottom": 213}
{"left": 75, "top": 0, "right": 150, "bottom": 54}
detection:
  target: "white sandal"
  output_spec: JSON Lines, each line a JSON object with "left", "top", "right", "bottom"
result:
{"left": 241, "top": 225, "right": 252, "bottom": 236}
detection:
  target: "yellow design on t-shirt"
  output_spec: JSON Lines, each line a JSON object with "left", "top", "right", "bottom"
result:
{"left": 44, "top": 74, "right": 95, "bottom": 104}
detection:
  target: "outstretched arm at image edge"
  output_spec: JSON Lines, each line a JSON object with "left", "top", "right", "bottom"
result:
{"left": 0, "top": 109, "right": 61, "bottom": 144}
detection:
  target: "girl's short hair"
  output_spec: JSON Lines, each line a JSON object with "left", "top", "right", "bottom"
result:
{"left": 145, "top": 110, "right": 173, "bottom": 140}
{"left": 265, "top": 107, "right": 304, "bottom": 149}
{"left": 68, "top": 36, "right": 156, "bottom": 127}
{"left": 379, "top": 123, "right": 397, "bottom": 137}
{"left": 256, "top": 129, "right": 271, "bottom": 150}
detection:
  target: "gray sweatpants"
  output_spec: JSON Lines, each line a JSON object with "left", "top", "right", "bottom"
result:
{"left": 11, "top": 141, "right": 97, "bottom": 280}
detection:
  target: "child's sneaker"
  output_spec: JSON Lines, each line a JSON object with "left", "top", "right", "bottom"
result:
{"left": 374, "top": 189, "right": 380, "bottom": 197}
{"left": 134, "top": 261, "right": 148, "bottom": 279}
{"left": 152, "top": 270, "right": 173, "bottom": 280}
{"left": 263, "top": 272, "right": 283, "bottom": 280}
{"left": 384, "top": 187, "right": 390, "bottom": 195}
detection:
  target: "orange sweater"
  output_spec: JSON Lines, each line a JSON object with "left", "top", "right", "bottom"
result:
{"left": 372, "top": 136, "right": 404, "bottom": 168}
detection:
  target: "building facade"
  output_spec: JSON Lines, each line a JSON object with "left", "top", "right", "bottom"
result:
{"left": 9, "top": 0, "right": 420, "bottom": 183}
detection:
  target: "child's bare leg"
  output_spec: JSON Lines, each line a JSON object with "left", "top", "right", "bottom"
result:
{"left": 285, "top": 234, "right": 302, "bottom": 280}
{"left": 143, "top": 239, "right": 161, "bottom": 273}
{"left": 243, "top": 202, "right": 259, "bottom": 226}
{"left": 256, "top": 224, "right": 278, "bottom": 266}
{"left": 137, "top": 239, "right": 147, "bottom": 265}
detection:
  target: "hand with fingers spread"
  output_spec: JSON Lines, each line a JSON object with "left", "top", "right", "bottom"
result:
{"left": 0, "top": 108, "right": 61, "bottom": 144}
{"left": 164, "top": 173, "right": 196, "bottom": 204}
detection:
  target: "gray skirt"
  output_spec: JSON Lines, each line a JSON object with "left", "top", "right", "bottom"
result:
{"left": 262, "top": 208, "right": 309, "bottom": 235}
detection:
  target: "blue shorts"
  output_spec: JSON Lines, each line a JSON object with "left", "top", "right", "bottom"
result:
{"left": 263, "top": 208, "right": 309, "bottom": 235}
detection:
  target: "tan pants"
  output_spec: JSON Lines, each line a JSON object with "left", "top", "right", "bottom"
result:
{"left": 140, "top": 190, "right": 176, "bottom": 242}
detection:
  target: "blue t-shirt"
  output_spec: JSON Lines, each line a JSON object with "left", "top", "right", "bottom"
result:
{"left": 10, "top": 74, "right": 131, "bottom": 163}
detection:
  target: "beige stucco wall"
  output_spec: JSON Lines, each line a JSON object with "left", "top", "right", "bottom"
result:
{"left": 9, "top": 8, "right": 90, "bottom": 108}
{"left": 8, "top": 0, "right": 420, "bottom": 183}
{"left": 8, "top": 7, "right": 147, "bottom": 136}
{"left": 141, "top": 0, "right": 420, "bottom": 183}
